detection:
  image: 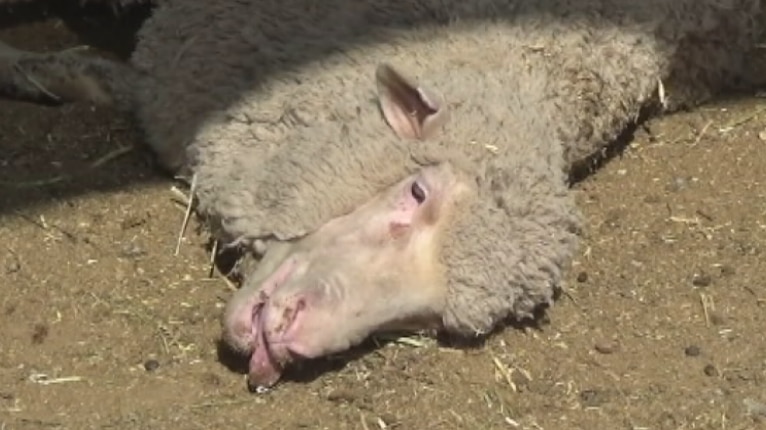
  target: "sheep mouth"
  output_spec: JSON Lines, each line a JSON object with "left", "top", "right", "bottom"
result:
{"left": 246, "top": 302, "right": 298, "bottom": 391}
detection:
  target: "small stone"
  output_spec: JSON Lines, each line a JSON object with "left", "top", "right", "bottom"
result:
{"left": 576, "top": 271, "right": 588, "bottom": 283}
{"left": 5, "top": 260, "right": 20, "bottom": 274}
{"left": 684, "top": 345, "right": 701, "bottom": 357}
{"left": 247, "top": 381, "right": 271, "bottom": 394}
{"left": 692, "top": 273, "right": 712, "bottom": 287}
{"left": 594, "top": 341, "right": 616, "bottom": 354}
{"left": 143, "top": 359, "right": 160, "bottom": 372}
{"left": 719, "top": 265, "right": 736, "bottom": 277}
{"left": 703, "top": 364, "right": 718, "bottom": 377}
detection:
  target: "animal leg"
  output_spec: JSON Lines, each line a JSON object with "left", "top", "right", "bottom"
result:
{"left": 0, "top": 39, "right": 146, "bottom": 109}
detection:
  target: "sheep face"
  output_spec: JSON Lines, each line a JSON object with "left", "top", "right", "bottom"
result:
{"left": 221, "top": 163, "right": 472, "bottom": 389}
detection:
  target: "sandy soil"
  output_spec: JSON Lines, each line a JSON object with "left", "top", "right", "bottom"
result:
{"left": 1, "top": 4, "right": 765, "bottom": 430}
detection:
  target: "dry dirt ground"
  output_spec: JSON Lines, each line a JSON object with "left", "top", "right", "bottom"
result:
{"left": 1, "top": 4, "right": 766, "bottom": 430}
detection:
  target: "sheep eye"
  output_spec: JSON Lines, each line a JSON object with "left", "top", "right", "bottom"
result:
{"left": 411, "top": 181, "right": 426, "bottom": 204}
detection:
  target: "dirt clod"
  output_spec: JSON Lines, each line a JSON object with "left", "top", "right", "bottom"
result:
{"left": 5, "top": 258, "right": 21, "bottom": 274}
{"left": 692, "top": 272, "right": 712, "bottom": 287}
{"left": 143, "top": 359, "right": 160, "bottom": 372}
{"left": 576, "top": 271, "right": 588, "bottom": 283}
{"left": 719, "top": 265, "right": 736, "bottom": 277}
{"left": 684, "top": 345, "right": 701, "bottom": 357}
{"left": 594, "top": 341, "right": 617, "bottom": 354}
{"left": 31, "top": 323, "right": 49, "bottom": 345}
{"left": 327, "top": 388, "right": 358, "bottom": 403}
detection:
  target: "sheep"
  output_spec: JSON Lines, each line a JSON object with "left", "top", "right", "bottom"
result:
{"left": 0, "top": 0, "right": 764, "bottom": 390}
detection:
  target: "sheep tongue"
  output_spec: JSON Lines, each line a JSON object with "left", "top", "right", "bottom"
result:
{"left": 247, "top": 321, "right": 283, "bottom": 390}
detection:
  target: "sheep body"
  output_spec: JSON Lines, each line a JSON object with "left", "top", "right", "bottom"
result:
{"left": 130, "top": 0, "right": 764, "bottom": 333}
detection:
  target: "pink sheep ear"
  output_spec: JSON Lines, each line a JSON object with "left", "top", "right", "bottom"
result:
{"left": 375, "top": 63, "right": 449, "bottom": 140}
